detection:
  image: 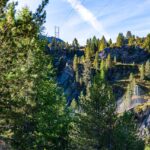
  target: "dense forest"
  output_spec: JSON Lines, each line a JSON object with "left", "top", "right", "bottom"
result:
{"left": 0, "top": 0, "right": 150, "bottom": 150}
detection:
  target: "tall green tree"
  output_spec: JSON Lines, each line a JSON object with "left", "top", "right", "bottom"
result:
{"left": 99, "top": 35, "right": 107, "bottom": 51}
{"left": 85, "top": 45, "right": 91, "bottom": 59}
{"left": 106, "top": 54, "right": 112, "bottom": 69}
{"left": 0, "top": 1, "right": 71, "bottom": 149}
{"left": 143, "top": 34, "right": 150, "bottom": 52}
{"left": 116, "top": 33, "right": 124, "bottom": 47}
{"left": 108, "top": 38, "right": 112, "bottom": 47}
{"left": 72, "top": 38, "right": 79, "bottom": 51}
{"left": 128, "top": 37, "right": 135, "bottom": 46}
{"left": 71, "top": 75, "right": 116, "bottom": 149}
{"left": 126, "top": 31, "right": 132, "bottom": 39}
{"left": 70, "top": 74, "right": 144, "bottom": 149}
{"left": 93, "top": 52, "right": 99, "bottom": 71}
{"left": 73, "top": 54, "right": 78, "bottom": 72}
{"left": 145, "top": 59, "right": 150, "bottom": 77}
{"left": 114, "top": 112, "right": 144, "bottom": 150}
{"left": 140, "top": 64, "right": 145, "bottom": 80}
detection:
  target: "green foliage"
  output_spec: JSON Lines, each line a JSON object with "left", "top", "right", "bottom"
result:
{"left": 99, "top": 35, "right": 107, "bottom": 51}
{"left": 70, "top": 75, "right": 144, "bottom": 149}
{"left": 73, "top": 54, "right": 78, "bottom": 72}
{"left": 0, "top": 1, "right": 72, "bottom": 149}
{"left": 108, "top": 38, "right": 112, "bottom": 47}
{"left": 129, "top": 73, "right": 134, "bottom": 82}
{"left": 106, "top": 54, "right": 112, "bottom": 69}
{"left": 114, "top": 112, "right": 145, "bottom": 150}
{"left": 126, "top": 31, "right": 132, "bottom": 39}
{"left": 143, "top": 34, "right": 150, "bottom": 52}
{"left": 85, "top": 45, "right": 91, "bottom": 59}
{"left": 100, "top": 59, "right": 105, "bottom": 70}
{"left": 128, "top": 36, "right": 135, "bottom": 46}
{"left": 116, "top": 33, "right": 124, "bottom": 47}
{"left": 82, "top": 58, "right": 92, "bottom": 87}
{"left": 145, "top": 60, "right": 150, "bottom": 77}
{"left": 140, "top": 64, "right": 145, "bottom": 80}
{"left": 71, "top": 75, "right": 116, "bottom": 149}
{"left": 93, "top": 52, "right": 99, "bottom": 71}
{"left": 72, "top": 38, "right": 79, "bottom": 51}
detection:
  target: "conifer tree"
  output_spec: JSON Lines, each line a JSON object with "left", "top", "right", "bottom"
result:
{"left": 106, "top": 54, "right": 111, "bottom": 69}
{"left": 114, "top": 112, "right": 144, "bottom": 150}
{"left": 75, "top": 70, "right": 79, "bottom": 82}
{"left": 71, "top": 75, "right": 116, "bottom": 149}
{"left": 70, "top": 74, "right": 144, "bottom": 150}
{"left": 116, "top": 33, "right": 124, "bottom": 47}
{"left": 93, "top": 52, "right": 99, "bottom": 71}
{"left": 69, "top": 66, "right": 144, "bottom": 150}
{"left": 85, "top": 45, "right": 91, "bottom": 59}
{"left": 72, "top": 38, "right": 79, "bottom": 51}
{"left": 140, "top": 64, "right": 145, "bottom": 80}
{"left": 73, "top": 54, "right": 78, "bottom": 72}
{"left": 108, "top": 38, "right": 112, "bottom": 47}
{"left": 128, "top": 37, "right": 135, "bottom": 46}
{"left": 143, "top": 34, "right": 150, "bottom": 52}
{"left": 145, "top": 59, "right": 150, "bottom": 77}
{"left": 126, "top": 31, "right": 132, "bottom": 39}
{"left": 0, "top": 1, "right": 71, "bottom": 149}
{"left": 100, "top": 59, "right": 105, "bottom": 70}
{"left": 129, "top": 73, "right": 134, "bottom": 82}
{"left": 99, "top": 35, "right": 107, "bottom": 51}
{"left": 82, "top": 58, "right": 92, "bottom": 87}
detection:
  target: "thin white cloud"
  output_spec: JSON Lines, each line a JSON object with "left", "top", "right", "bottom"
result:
{"left": 66, "top": 0, "right": 110, "bottom": 39}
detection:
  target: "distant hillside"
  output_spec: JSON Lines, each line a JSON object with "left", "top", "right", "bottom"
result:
{"left": 40, "top": 35, "right": 64, "bottom": 43}
{"left": 47, "top": 36, "right": 64, "bottom": 43}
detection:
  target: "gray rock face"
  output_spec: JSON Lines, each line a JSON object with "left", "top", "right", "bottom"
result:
{"left": 57, "top": 62, "right": 80, "bottom": 105}
{"left": 99, "top": 46, "right": 150, "bottom": 64}
{"left": 139, "top": 108, "right": 150, "bottom": 139}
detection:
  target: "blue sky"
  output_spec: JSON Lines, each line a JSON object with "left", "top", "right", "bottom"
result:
{"left": 11, "top": 0, "right": 150, "bottom": 45}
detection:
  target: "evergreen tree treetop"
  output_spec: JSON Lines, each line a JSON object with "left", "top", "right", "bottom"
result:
{"left": 99, "top": 35, "right": 107, "bottom": 51}
{"left": 126, "top": 31, "right": 132, "bottom": 39}
{"left": 116, "top": 33, "right": 124, "bottom": 47}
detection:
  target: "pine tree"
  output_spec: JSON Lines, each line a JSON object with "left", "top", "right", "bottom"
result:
{"left": 72, "top": 38, "right": 79, "bottom": 51}
{"left": 75, "top": 70, "right": 79, "bottom": 82}
{"left": 143, "top": 34, "right": 150, "bottom": 52}
{"left": 145, "top": 59, "right": 150, "bottom": 77}
{"left": 129, "top": 73, "right": 134, "bottom": 82}
{"left": 71, "top": 75, "right": 116, "bottom": 149}
{"left": 116, "top": 33, "right": 124, "bottom": 47}
{"left": 70, "top": 74, "right": 144, "bottom": 149}
{"left": 100, "top": 59, "right": 105, "bottom": 70}
{"left": 114, "top": 112, "right": 144, "bottom": 150}
{"left": 85, "top": 45, "right": 91, "bottom": 59}
{"left": 126, "top": 31, "right": 132, "bottom": 39}
{"left": 106, "top": 54, "right": 111, "bottom": 69}
{"left": 128, "top": 37, "right": 135, "bottom": 46}
{"left": 82, "top": 58, "right": 92, "bottom": 90}
{"left": 93, "top": 52, "right": 99, "bottom": 71}
{"left": 99, "top": 35, "right": 107, "bottom": 51}
{"left": 0, "top": 1, "right": 71, "bottom": 149}
{"left": 73, "top": 54, "right": 78, "bottom": 72}
{"left": 108, "top": 38, "right": 112, "bottom": 47}
{"left": 91, "top": 36, "right": 98, "bottom": 52}
{"left": 100, "top": 59, "right": 106, "bottom": 80}
{"left": 81, "top": 55, "right": 85, "bottom": 64}
{"left": 140, "top": 64, "right": 145, "bottom": 80}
